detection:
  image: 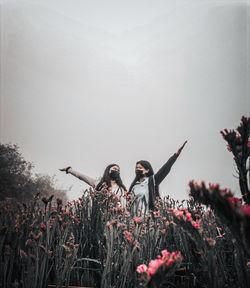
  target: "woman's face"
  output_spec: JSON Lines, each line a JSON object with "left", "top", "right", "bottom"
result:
{"left": 135, "top": 163, "right": 149, "bottom": 176}
{"left": 109, "top": 165, "right": 120, "bottom": 174}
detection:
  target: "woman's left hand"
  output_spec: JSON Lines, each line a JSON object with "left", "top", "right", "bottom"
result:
{"left": 177, "top": 140, "right": 187, "bottom": 155}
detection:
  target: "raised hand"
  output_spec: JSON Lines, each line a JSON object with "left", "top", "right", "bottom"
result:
{"left": 59, "top": 167, "right": 67, "bottom": 172}
{"left": 176, "top": 140, "right": 187, "bottom": 155}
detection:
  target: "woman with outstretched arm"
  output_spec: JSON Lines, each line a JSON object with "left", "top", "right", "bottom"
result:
{"left": 129, "top": 141, "right": 187, "bottom": 211}
{"left": 59, "top": 164, "right": 127, "bottom": 206}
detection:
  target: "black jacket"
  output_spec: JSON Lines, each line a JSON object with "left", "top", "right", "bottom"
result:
{"left": 148, "top": 153, "right": 178, "bottom": 210}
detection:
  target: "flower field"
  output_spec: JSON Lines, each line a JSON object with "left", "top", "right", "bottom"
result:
{"left": 0, "top": 117, "right": 249, "bottom": 288}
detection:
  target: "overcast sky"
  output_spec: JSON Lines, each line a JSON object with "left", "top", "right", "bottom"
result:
{"left": 0, "top": 0, "right": 249, "bottom": 201}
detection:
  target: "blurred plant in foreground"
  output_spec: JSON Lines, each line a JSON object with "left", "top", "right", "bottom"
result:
{"left": 220, "top": 116, "right": 250, "bottom": 204}
{"left": 137, "top": 249, "right": 183, "bottom": 287}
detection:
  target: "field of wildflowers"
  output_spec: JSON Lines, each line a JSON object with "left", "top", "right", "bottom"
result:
{"left": 0, "top": 116, "right": 249, "bottom": 288}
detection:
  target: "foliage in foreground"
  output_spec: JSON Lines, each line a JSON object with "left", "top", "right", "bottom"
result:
{"left": 0, "top": 186, "right": 249, "bottom": 288}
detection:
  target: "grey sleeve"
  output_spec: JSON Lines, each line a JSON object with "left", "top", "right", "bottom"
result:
{"left": 67, "top": 168, "right": 99, "bottom": 187}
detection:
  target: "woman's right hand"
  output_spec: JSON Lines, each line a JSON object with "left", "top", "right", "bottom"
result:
{"left": 59, "top": 167, "right": 67, "bottom": 172}
{"left": 59, "top": 167, "right": 72, "bottom": 174}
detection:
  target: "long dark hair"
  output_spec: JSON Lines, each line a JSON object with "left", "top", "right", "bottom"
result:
{"left": 129, "top": 160, "right": 154, "bottom": 192}
{"left": 96, "top": 164, "right": 127, "bottom": 191}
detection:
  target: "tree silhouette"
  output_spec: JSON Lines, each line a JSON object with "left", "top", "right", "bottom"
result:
{"left": 0, "top": 143, "right": 67, "bottom": 202}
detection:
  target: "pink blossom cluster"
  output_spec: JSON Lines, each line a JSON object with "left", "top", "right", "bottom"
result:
{"left": 227, "top": 197, "right": 250, "bottom": 216}
{"left": 170, "top": 207, "right": 201, "bottom": 229}
{"left": 228, "top": 197, "right": 241, "bottom": 205}
{"left": 190, "top": 181, "right": 250, "bottom": 218}
{"left": 189, "top": 180, "right": 223, "bottom": 192}
{"left": 153, "top": 211, "right": 160, "bottom": 218}
{"left": 136, "top": 249, "right": 182, "bottom": 277}
{"left": 133, "top": 216, "right": 143, "bottom": 224}
{"left": 124, "top": 230, "right": 133, "bottom": 243}
{"left": 220, "top": 116, "right": 250, "bottom": 157}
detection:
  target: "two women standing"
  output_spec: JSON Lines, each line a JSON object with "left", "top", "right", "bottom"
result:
{"left": 60, "top": 140, "right": 187, "bottom": 210}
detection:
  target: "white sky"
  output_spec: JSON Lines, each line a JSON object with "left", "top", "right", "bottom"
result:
{"left": 0, "top": 0, "right": 249, "bottom": 200}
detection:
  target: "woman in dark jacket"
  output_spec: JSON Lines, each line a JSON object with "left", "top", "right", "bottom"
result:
{"left": 129, "top": 141, "right": 187, "bottom": 211}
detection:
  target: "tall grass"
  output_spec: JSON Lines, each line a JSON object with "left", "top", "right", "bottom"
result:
{"left": 0, "top": 186, "right": 249, "bottom": 287}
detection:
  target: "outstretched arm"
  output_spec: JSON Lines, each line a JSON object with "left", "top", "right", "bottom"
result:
{"left": 176, "top": 140, "right": 187, "bottom": 156}
{"left": 154, "top": 141, "right": 187, "bottom": 185}
{"left": 59, "top": 167, "right": 98, "bottom": 187}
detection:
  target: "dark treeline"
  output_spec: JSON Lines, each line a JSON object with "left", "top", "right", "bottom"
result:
{"left": 0, "top": 143, "right": 68, "bottom": 203}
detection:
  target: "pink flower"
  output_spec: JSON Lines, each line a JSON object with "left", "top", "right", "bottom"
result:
{"left": 124, "top": 231, "right": 132, "bottom": 237}
{"left": 220, "top": 130, "right": 225, "bottom": 137}
{"left": 148, "top": 259, "right": 164, "bottom": 275}
{"left": 137, "top": 250, "right": 182, "bottom": 278}
{"left": 161, "top": 249, "right": 170, "bottom": 261}
{"left": 214, "top": 184, "right": 220, "bottom": 190}
{"left": 186, "top": 212, "right": 192, "bottom": 222}
{"left": 192, "top": 222, "right": 200, "bottom": 229}
{"left": 175, "top": 210, "right": 184, "bottom": 217}
{"left": 189, "top": 180, "right": 194, "bottom": 186}
{"left": 242, "top": 205, "right": 250, "bottom": 216}
{"left": 136, "top": 264, "right": 148, "bottom": 274}
{"left": 133, "top": 216, "right": 143, "bottom": 223}
{"left": 241, "top": 116, "right": 247, "bottom": 123}
{"left": 153, "top": 211, "right": 160, "bottom": 218}
{"left": 40, "top": 223, "right": 46, "bottom": 229}
{"left": 171, "top": 251, "right": 177, "bottom": 258}
{"left": 167, "top": 259, "right": 174, "bottom": 267}
{"left": 126, "top": 237, "right": 133, "bottom": 243}
{"left": 228, "top": 197, "right": 240, "bottom": 205}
